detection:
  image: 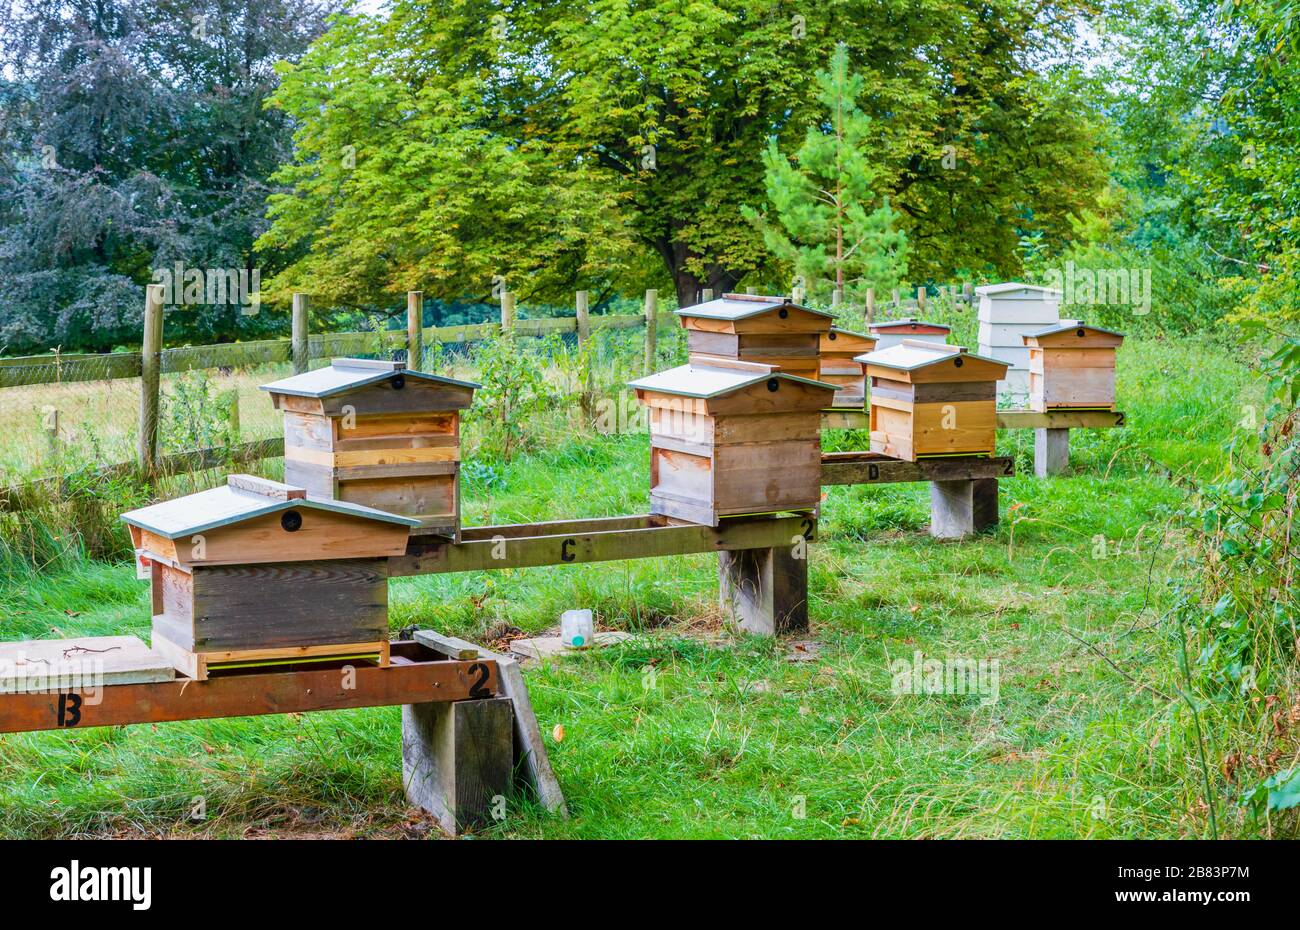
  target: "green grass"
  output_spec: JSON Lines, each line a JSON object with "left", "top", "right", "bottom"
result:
{"left": 0, "top": 332, "right": 1274, "bottom": 838}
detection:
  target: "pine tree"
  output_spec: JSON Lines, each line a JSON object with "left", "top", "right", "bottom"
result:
{"left": 743, "top": 43, "right": 908, "bottom": 316}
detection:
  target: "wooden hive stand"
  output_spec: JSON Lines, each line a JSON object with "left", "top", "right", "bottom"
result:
{"left": 857, "top": 341, "right": 1009, "bottom": 462}
{"left": 677, "top": 293, "right": 833, "bottom": 380}
{"left": 261, "top": 358, "right": 479, "bottom": 540}
{"left": 122, "top": 474, "right": 418, "bottom": 680}
{"left": 818, "top": 326, "right": 877, "bottom": 408}
{"left": 628, "top": 359, "right": 838, "bottom": 527}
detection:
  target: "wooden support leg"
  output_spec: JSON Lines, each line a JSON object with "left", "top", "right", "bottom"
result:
{"left": 972, "top": 477, "right": 999, "bottom": 532}
{"left": 930, "top": 479, "right": 975, "bottom": 539}
{"left": 719, "top": 545, "right": 809, "bottom": 637}
{"left": 1034, "top": 427, "right": 1070, "bottom": 478}
{"left": 402, "top": 696, "right": 514, "bottom": 836}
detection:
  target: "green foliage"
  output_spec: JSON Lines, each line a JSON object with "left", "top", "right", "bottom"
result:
{"left": 160, "top": 372, "right": 238, "bottom": 454}
{"left": 464, "top": 327, "right": 553, "bottom": 462}
{"left": 260, "top": 0, "right": 1107, "bottom": 308}
{"left": 0, "top": 0, "right": 340, "bottom": 352}
{"left": 743, "top": 44, "right": 908, "bottom": 312}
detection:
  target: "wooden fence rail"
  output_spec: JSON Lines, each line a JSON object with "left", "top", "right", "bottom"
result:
{"left": 0, "top": 313, "right": 646, "bottom": 390}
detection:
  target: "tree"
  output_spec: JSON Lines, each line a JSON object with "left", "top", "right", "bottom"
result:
{"left": 0, "top": 0, "right": 340, "bottom": 352}
{"left": 743, "top": 43, "right": 908, "bottom": 310}
{"left": 261, "top": 0, "right": 1108, "bottom": 309}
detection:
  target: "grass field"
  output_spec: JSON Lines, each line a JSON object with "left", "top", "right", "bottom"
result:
{"left": 0, "top": 332, "right": 1278, "bottom": 839}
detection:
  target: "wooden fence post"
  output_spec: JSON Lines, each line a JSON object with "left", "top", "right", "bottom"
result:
{"left": 407, "top": 290, "right": 423, "bottom": 371}
{"left": 291, "top": 293, "right": 310, "bottom": 374}
{"left": 501, "top": 292, "right": 516, "bottom": 332}
{"left": 864, "top": 288, "right": 875, "bottom": 325}
{"left": 963, "top": 282, "right": 974, "bottom": 306}
{"left": 702, "top": 288, "right": 714, "bottom": 302}
{"left": 575, "top": 290, "right": 590, "bottom": 347}
{"left": 138, "top": 284, "right": 165, "bottom": 473}
{"left": 227, "top": 392, "right": 241, "bottom": 442}
{"left": 643, "top": 288, "right": 658, "bottom": 373}
{"left": 43, "top": 406, "right": 60, "bottom": 483}
{"left": 917, "top": 287, "right": 926, "bottom": 314}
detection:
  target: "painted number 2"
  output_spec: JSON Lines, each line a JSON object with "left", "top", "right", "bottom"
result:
{"left": 467, "top": 663, "right": 491, "bottom": 699}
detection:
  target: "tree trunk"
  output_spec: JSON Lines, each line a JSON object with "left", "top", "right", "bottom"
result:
{"left": 654, "top": 237, "right": 743, "bottom": 308}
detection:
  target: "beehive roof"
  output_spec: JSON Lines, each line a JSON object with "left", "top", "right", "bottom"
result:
{"left": 260, "top": 358, "right": 480, "bottom": 399}
{"left": 628, "top": 361, "right": 836, "bottom": 399}
{"left": 675, "top": 294, "right": 833, "bottom": 322}
{"left": 975, "top": 282, "right": 1062, "bottom": 298}
{"left": 855, "top": 341, "right": 1006, "bottom": 372}
{"left": 121, "top": 476, "right": 420, "bottom": 539}
{"left": 868, "top": 318, "right": 951, "bottom": 334}
{"left": 1024, "top": 321, "right": 1125, "bottom": 339}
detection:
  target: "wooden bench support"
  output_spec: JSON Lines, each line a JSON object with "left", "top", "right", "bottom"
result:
{"left": 1034, "top": 427, "right": 1070, "bottom": 477}
{"left": 929, "top": 478, "right": 999, "bottom": 539}
{"left": 719, "top": 545, "right": 809, "bottom": 636}
{"left": 403, "top": 695, "right": 514, "bottom": 837}
{"left": 414, "top": 631, "right": 567, "bottom": 818}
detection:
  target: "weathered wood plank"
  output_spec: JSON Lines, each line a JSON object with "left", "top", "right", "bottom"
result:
{"left": 390, "top": 513, "right": 817, "bottom": 576}
{"left": 821, "top": 408, "right": 1127, "bottom": 431}
{"left": 821, "top": 451, "right": 1014, "bottom": 485}
{"left": 403, "top": 695, "right": 514, "bottom": 836}
{"left": 0, "top": 648, "right": 497, "bottom": 734}
{"left": 414, "top": 630, "right": 567, "bottom": 817}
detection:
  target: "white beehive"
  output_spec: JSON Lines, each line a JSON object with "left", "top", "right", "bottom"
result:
{"left": 976, "top": 283, "right": 1061, "bottom": 403}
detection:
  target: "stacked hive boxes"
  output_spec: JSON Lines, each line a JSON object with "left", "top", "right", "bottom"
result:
{"left": 261, "top": 359, "right": 478, "bottom": 540}
{"left": 678, "top": 294, "right": 833, "bottom": 379}
{"left": 628, "top": 359, "right": 837, "bottom": 526}
{"left": 123, "top": 475, "right": 416, "bottom": 679}
{"left": 975, "top": 283, "right": 1061, "bottom": 402}
{"left": 817, "top": 326, "right": 877, "bottom": 407}
{"left": 857, "top": 341, "right": 1008, "bottom": 461}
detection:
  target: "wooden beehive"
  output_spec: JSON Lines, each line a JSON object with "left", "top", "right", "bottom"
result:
{"left": 1022, "top": 322, "right": 1124, "bottom": 412}
{"left": 857, "top": 341, "right": 1009, "bottom": 461}
{"left": 818, "top": 326, "right": 877, "bottom": 407}
{"left": 867, "top": 318, "right": 951, "bottom": 350}
{"left": 122, "top": 475, "right": 418, "bottom": 679}
{"left": 628, "top": 359, "right": 838, "bottom": 526}
{"left": 261, "top": 359, "right": 478, "bottom": 539}
{"left": 677, "top": 294, "right": 833, "bottom": 380}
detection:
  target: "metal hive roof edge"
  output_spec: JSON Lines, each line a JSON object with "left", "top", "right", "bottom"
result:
{"left": 260, "top": 362, "right": 480, "bottom": 399}
{"left": 121, "top": 485, "right": 420, "bottom": 539}
{"left": 674, "top": 295, "right": 834, "bottom": 322}
{"left": 855, "top": 342, "right": 1009, "bottom": 372}
{"left": 628, "top": 363, "right": 838, "bottom": 399}
{"left": 974, "top": 282, "right": 1063, "bottom": 297}
{"left": 867, "top": 318, "right": 951, "bottom": 331}
{"left": 1024, "top": 321, "right": 1126, "bottom": 339}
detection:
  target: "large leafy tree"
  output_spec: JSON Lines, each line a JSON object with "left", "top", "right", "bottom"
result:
{"left": 0, "top": 0, "right": 339, "bottom": 352}
{"left": 262, "top": 0, "right": 1107, "bottom": 308}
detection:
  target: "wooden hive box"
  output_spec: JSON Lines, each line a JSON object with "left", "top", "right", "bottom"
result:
{"left": 856, "top": 341, "right": 1009, "bottom": 461}
{"left": 867, "top": 318, "right": 951, "bottom": 350}
{"left": 818, "top": 326, "right": 877, "bottom": 408}
{"left": 1022, "top": 321, "right": 1124, "bottom": 412}
{"left": 122, "top": 475, "right": 418, "bottom": 679}
{"left": 677, "top": 293, "right": 833, "bottom": 380}
{"left": 628, "top": 359, "right": 838, "bottom": 526}
{"left": 261, "top": 359, "right": 478, "bottom": 539}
